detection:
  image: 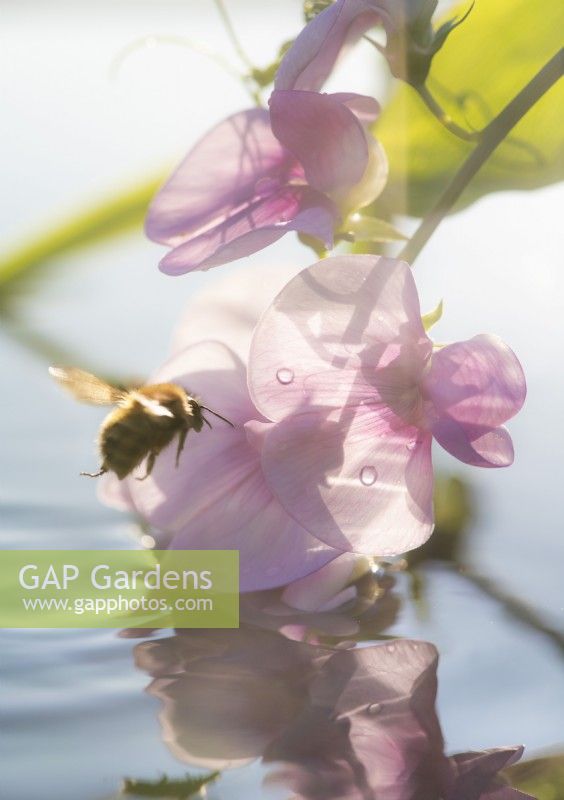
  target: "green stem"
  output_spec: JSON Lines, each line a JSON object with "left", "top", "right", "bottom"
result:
{"left": 455, "top": 562, "right": 564, "bottom": 657}
{"left": 213, "top": 0, "right": 254, "bottom": 69}
{"left": 416, "top": 83, "right": 480, "bottom": 142}
{"left": 0, "top": 307, "right": 118, "bottom": 380}
{"left": 213, "top": 0, "right": 264, "bottom": 105}
{"left": 400, "top": 48, "right": 563, "bottom": 265}
{"left": 110, "top": 35, "right": 244, "bottom": 83}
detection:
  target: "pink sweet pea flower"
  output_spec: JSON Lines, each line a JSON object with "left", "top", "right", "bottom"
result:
{"left": 99, "top": 264, "right": 341, "bottom": 592}
{"left": 249, "top": 255, "right": 526, "bottom": 555}
{"left": 147, "top": 95, "right": 386, "bottom": 275}
{"left": 140, "top": 628, "right": 530, "bottom": 799}
{"left": 147, "top": 10, "right": 390, "bottom": 278}
{"left": 145, "top": 109, "right": 338, "bottom": 276}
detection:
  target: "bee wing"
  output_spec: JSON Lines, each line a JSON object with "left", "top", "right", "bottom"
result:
{"left": 130, "top": 392, "right": 175, "bottom": 418}
{"left": 49, "top": 366, "right": 128, "bottom": 405}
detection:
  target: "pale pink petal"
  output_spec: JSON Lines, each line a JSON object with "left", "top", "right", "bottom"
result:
{"left": 169, "top": 477, "right": 340, "bottom": 593}
{"left": 98, "top": 471, "right": 133, "bottom": 511}
{"left": 281, "top": 553, "right": 360, "bottom": 611}
{"left": 141, "top": 629, "right": 316, "bottom": 769}
{"left": 275, "top": 0, "right": 382, "bottom": 92}
{"left": 423, "top": 334, "right": 526, "bottom": 428}
{"left": 158, "top": 187, "right": 337, "bottom": 275}
{"left": 152, "top": 339, "right": 254, "bottom": 421}
{"left": 259, "top": 405, "right": 434, "bottom": 555}
{"left": 313, "top": 638, "right": 440, "bottom": 736}
{"left": 146, "top": 108, "right": 291, "bottom": 245}
{"left": 121, "top": 341, "right": 338, "bottom": 591}
{"left": 169, "top": 261, "right": 310, "bottom": 361}
{"left": 270, "top": 90, "right": 369, "bottom": 193}
{"left": 433, "top": 417, "right": 515, "bottom": 468}
{"left": 249, "top": 255, "right": 430, "bottom": 422}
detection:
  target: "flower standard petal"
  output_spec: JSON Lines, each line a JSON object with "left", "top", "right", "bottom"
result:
{"left": 248, "top": 253, "right": 525, "bottom": 550}
{"left": 249, "top": 254, "right": 430, "bottom": 422}
{"left": 249, "top": 255, "right": 434, "bottom": 553}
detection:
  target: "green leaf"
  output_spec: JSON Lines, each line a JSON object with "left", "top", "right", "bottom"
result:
{"left": 303, "top": 0, "right": 333, "bottom": 23}
{"left": 375, "top": 0, "right": 564, "bottom": 217}
{"left": 251, "top": 40, "right": 293, "bottom": 87}
{"left": 341, "top": 214, "right": 407, "bottom": 243}
{"left": 504, "top": 752, "right": 564, "bottom": 800}
{"left": 0, "top": 174, "right": 164, "bottom": 296}
{"left": 121, "top": 771, "right": 220, "bottom": 799}
{"left": 421, "top": 299, "right": 443, "bottom": 331}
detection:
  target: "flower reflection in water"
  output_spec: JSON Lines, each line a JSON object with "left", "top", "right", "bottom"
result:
{"left": 133, "top": 626, "right": 531, "bottom": 799}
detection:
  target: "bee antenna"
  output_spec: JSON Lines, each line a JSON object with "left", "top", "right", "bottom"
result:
{"left": 199, "top": 406, "right": 235, "bottom": 428}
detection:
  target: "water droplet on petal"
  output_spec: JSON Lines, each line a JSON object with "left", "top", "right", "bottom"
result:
{"left": 360, "top": 466, "right": 377, "bottom": 486}
{"left": 276, "top": 368, "right": 294, "bottom": 385}
{"left": 387, "top": 644, "right": 396, "bottom": 653}
{"left": 367, "top": 703, "right": 381, "bottom": 715}
{"left": 406, "top": 439, "right": 418, "bottom": 451}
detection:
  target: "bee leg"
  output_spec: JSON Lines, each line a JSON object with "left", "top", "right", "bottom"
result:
{"left": 136, "top": 451, "right": 157, "bottom": 482}
{"left": 80, "top": 467, "right": 107, "bottom": 478}
{"left": 175, "top": 428, "right": 189, "bottom": 467}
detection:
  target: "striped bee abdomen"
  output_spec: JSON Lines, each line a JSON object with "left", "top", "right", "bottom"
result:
{"left": 99, "top": 406, "right": 179, "bottom": 480}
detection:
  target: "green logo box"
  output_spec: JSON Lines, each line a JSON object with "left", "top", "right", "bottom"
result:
{"left": 0, "top": 550, "right": 239, "bottom": 629}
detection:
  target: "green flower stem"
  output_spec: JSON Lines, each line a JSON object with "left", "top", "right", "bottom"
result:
{"left": 213, "top": 0, "right": 264, "bottom": 104}
{"left": 0, "top": 306, "right": 125, "bottom": 384}
{"left": 400, "top": 48, "right": 563, "bottom": 265}
{"left": 213, "top": 0, "right": 254, "bottom": 70}
{"left": 415, "top": 83, "right": 481, "bottom": 142}
{"left": 454, "top": 562, "right": 564, "bottom": 656}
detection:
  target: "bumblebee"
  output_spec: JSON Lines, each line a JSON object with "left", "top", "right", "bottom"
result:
{"left": 49, "top": 366, "right": 233, "bottom": 480}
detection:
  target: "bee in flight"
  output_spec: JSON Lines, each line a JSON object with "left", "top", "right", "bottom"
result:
{"left": 49, "top": 366, "right": 234, "bottom": 480}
